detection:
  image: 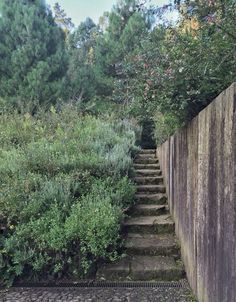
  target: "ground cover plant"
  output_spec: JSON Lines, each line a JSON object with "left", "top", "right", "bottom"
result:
{"left": 0, "top": 106, "right": 138, "bottom": 285}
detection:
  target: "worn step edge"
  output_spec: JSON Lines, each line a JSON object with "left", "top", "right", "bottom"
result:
{"left": 123, "top": 215, "right": 175, "bottom": 234}
{"left": 96, "top": 256, "right": 184, "bottom": 281}
{"left": 135, "top": 169, "right": 162, "bottom": 176}
{"left": 134, "top": 177, "right": 164, "bottom": 185}
{"left": 127, "top": 204, "right": 168, "bottom": 216}
{"left": 130, "top": 256, "right": 185, "bottom": 281}
{"left": 124, "top": 234, "right": 180, "bottom": 257}
{"left": 134, "top": 164, "right": 160, "bottom": 170}
{"left": 134, "top": 158, "right": 159, "bottom": 164}
{"left": 135, "top": 194, "right": 167, "bottom": 205}
{"left": 139, "top": 149, "right": 156, "bottom": 154}
{"left": 136, "top": 154, "right": 156, "bottom": 159}
{"left": 137, "top": 185, "right": 166, "bottom": 194}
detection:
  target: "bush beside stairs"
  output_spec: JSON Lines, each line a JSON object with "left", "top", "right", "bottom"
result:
{"left": 97, "top": 149, "right": 185, "bottom": 281}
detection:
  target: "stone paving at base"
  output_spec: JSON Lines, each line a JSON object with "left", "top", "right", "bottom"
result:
{"left": 0, "top": 287, "right": 195, "bottom": 302}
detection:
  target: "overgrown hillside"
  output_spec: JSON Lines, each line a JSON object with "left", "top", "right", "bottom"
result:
{"left": 0, "top": 0, "right": 235, "bottom": 286}
{"left": 0, "top": 107, "right": 139, "bottom": 284}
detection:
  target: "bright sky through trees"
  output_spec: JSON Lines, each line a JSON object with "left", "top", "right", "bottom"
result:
{"left": 46, "top": 0, "right": 173, "bottom": 25}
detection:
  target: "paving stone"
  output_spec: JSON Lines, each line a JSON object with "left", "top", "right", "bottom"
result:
{"left": 0, "top": 286, "right": 196, "bottom": 302}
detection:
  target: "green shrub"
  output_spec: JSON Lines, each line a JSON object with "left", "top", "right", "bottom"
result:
{"left": 65, "top": 188, "right": 122, "bottom": 272}
{"left": 0, "top": 106, "right": 137, "bottom": 284}
{"left": 154, "top": 112, "right": 182, "bottom": 146}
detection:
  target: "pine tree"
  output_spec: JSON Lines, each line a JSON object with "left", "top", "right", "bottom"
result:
{"left": 53, "top": 2, "right": 74, "bottom": 37}
{"left": 65, "top": 18, "right": 100, "bottom": 102}
{"left": 0, "top": 0, "right": 3, "bottom": 14}
{"left": 0, "top": 0, "right": 68, "bottom": 108}
{"left": 94, "top": 0, "right": 149, "bottom": 100}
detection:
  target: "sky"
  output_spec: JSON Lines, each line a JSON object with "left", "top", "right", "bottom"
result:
{"left": 46, "top": 0, "right": 172, "bottom": 26}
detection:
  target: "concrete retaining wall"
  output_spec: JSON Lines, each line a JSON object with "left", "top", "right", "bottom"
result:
{"left": 157, "top": 83, "right": 236, "bottom": 302}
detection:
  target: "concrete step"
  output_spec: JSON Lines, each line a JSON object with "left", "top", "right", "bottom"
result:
{"left": 139, "top": 149, "right": 156, "bottom": 154}
{"left": 134, "top": 164, "right": 160, "bottom": 170}
{"left": 134, "top": 158, "right": 158, "bottom": 164}
{"left": 136, "top": 154, "right": 156, "bottom": 159}
{"left": 123, "top": 215, "right": 175, "bottom": 234}
{"left": 134, "top": 176, "right": 163, "bottom": 185}
{"left": 137, "top": 185, "right": 166, "bottom": 194}
{"left": 124, "top": 233, "right": 180, "bottom": 257}
{"left": 135, "top": 169, "right": 162, "bottom": 177}
{"left": 127, "top": 204, "right": 168, "bottom": 216}
{"left": 96, "top": 255, "right": 184, "bottom": 281}
{"left": 135, "top": 193, "right": 167, "bottom": 205}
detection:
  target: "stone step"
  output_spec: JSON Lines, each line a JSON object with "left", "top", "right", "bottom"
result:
{"left": 135, "top": 169, "right": 162, "bottom": 177}
{"left": 134, "top": 158, "right": 158, "bottom": 164}
{"left": 124, "top": 234, "right": 180, "bottom": 257}
{"left": 123, "top": 215, "right": 175, "bottom": 234}
{"left": 137, "top": 185, "right": 166, "bottom": 194}
{"left": 134, "top": 164, "right": 160, "bottom": 170}
{"left": 136, "top": 153, "right": 156, "bottom": 159}
{"left": 127, "top": 204, "right": 168, "bottom": 216}
{"left": 135, "top": 193, "right": 167, "bottom": 205}
{"left": 139, "top": 149, "right": 156, "bottom": 154}
{"left": 134, "top": 176, "right": 163, "bottom": 185}
{"left": 96, "top": 255, "right": 184, "bottom": 281}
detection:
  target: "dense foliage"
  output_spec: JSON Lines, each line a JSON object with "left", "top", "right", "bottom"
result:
{"left": 113, "top": 0, "right": 236, "bottom": 134}
{"left": 0, "top": 107, "right": 138, "bottom": 284}
{"left": 0, "top": 0, "right": 67, "bottom": 109}
{"left": 1, "top": 0, "right": 235, "bottom": 135}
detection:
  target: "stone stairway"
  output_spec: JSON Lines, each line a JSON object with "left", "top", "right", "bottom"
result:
{"left": 97, "top": 149, "right": 185, "bottom": 281}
